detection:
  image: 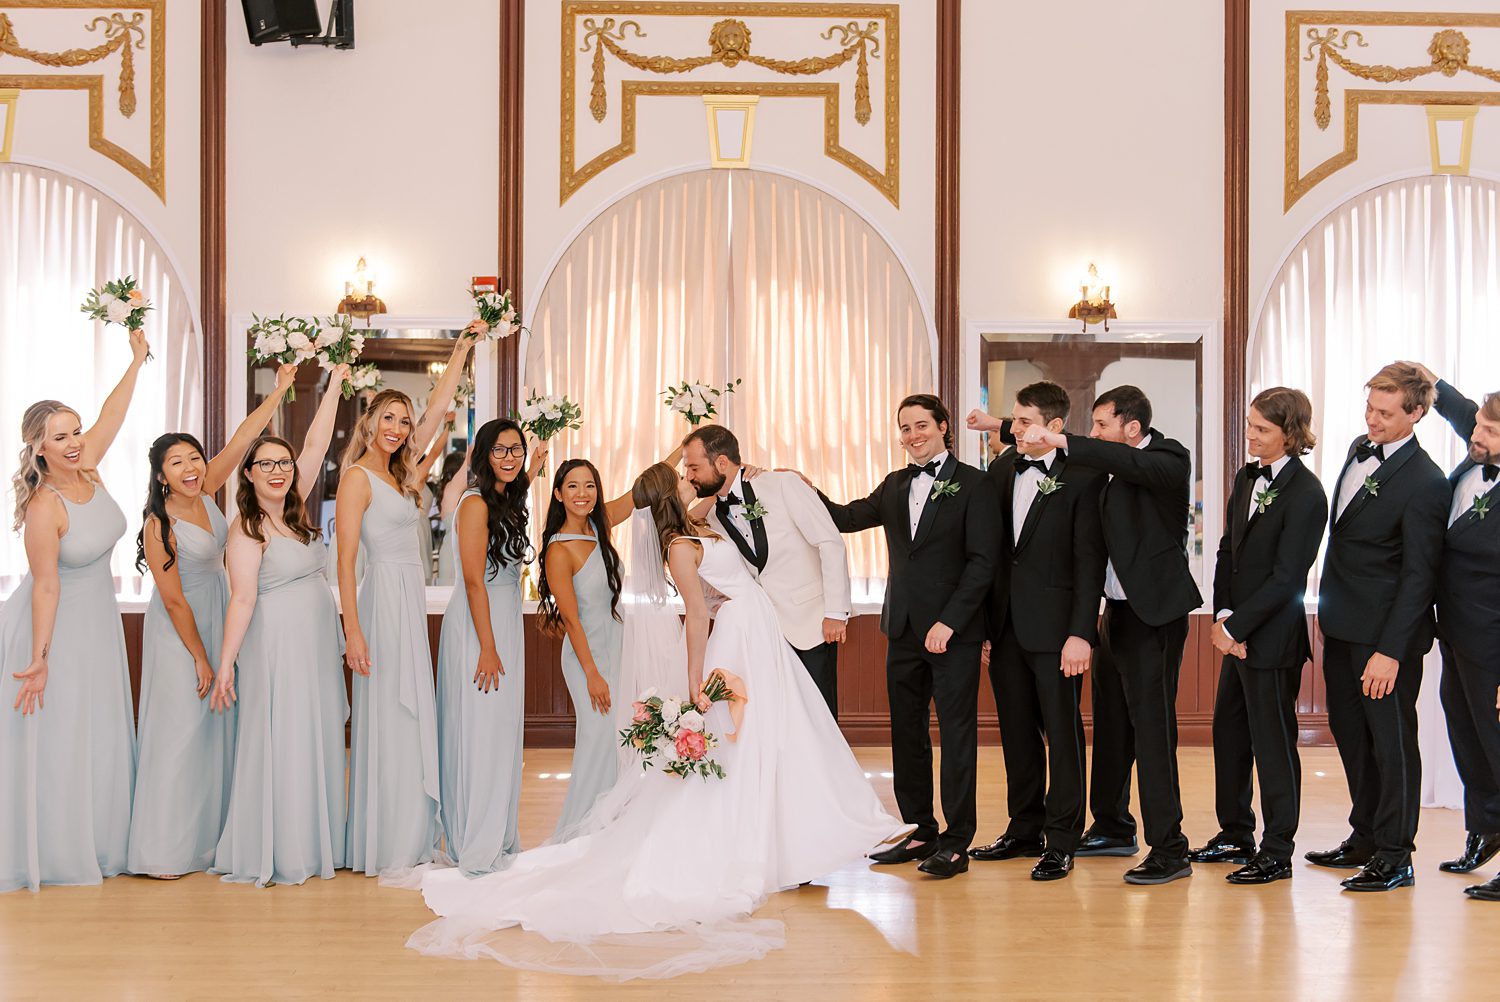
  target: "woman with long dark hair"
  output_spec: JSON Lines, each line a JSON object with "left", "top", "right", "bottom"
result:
{"left": 126, "top": 363, "right": 296, "bottom": 879}
{"left": 336, "top": 338, "right": 473, "bottom": 879}
{"left": 0, "top": 331, "right": 149, "bottom": 893}
{"left": 208, "top": 365, "right": 350, "bottom": 887}
{"left": 434, "top": 419, "right": 547, "bottom": 875}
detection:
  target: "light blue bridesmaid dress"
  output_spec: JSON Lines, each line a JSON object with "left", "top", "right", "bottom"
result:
{"left": 0, "top": 482, "right": 135, "bottom": 892}
{"left": 128, "top": 496, "right": 233, "bottom": 876}
{"left": 435, "top": 490, "right": 525, "bottom": 876}
{"left": 346, "top": 469, "right": 442, "bottom": 875}
{"left": 550, "top": 532, "right": 623, "bottom": 839}
{"left": 212, "top": 534, "right": 348, "bottom": 886}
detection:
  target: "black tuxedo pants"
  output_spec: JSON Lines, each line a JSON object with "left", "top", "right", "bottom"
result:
{"left": 1087, "top": 601, "right": 1190, "bottom": 859}
{"left": 989, "top": 626, "right": 1086, "bottom": 852}
{"left": 794, "top": 641, "right": 840, "bottom": 720}
{"left": 885, "top": 632, "right": 981, "bottom": 849}
{"left": 1438, "top": 640, "right": 1500, "bottom": 834}
{"left": 1210, "top": 656, "right": 1303, "bottom": 860}
{"left": 1323, "top": 638, "right": 1422, "bottom": 866}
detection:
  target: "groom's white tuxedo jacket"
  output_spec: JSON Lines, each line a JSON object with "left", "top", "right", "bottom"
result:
{"left": 705, "top": 469, "right": 853, "bottom": 651}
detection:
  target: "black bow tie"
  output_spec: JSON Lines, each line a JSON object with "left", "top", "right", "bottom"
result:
{"left": 1015, "top": 458, "right": 1050, "bottom": 477}
{"left": 908, "top": 460, "right": 941, "bottom": 478}
{"left": 1355, "top": 442, "right": 1386, "bottom": 463}
{"left": 1483, "top": 464, "right": 1498, "bottom": 483}
{"left": 1246, "top": 462, "right": 1275, "bottom": 482}
{"left": 717, "top": 491, "right": 741, "bottom": 508}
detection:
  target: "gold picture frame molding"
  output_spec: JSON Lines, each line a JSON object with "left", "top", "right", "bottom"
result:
{"left": 560, "top": 1, "right": 899, "bottom": 206}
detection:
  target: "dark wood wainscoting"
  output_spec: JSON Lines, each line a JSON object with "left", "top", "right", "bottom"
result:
{"left": 121, "top": 612, "right": 1334, "bottom": 747}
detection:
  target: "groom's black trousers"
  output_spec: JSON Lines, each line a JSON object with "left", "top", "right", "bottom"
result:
{"left": 794, "top": 641, "right": 839, "bottom": 719}
{"left": 886, "top": 632, "right": 982, "bottom": 850}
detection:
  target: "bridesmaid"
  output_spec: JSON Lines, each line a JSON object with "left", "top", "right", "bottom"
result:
{"left": 0, "top": 331, "right": 149, "bottom": 892}
{"left": 126, "top": 362, "right": 298, "bottom": 879}
{"left": 435, "top": 420, "right": 547, "bottom": 876}
{"left": 209, "top": 364, "right": 351, "bottom": 887}
{"left": 337, "top": 339, "right": 472, "bottom": 877}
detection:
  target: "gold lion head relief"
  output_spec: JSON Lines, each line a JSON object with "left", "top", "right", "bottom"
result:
{"left": 1428, "top": 29, "right": 1470, "bottom": 76}
{"left": 709, "top": 18, "right": 752, "bottom": 66}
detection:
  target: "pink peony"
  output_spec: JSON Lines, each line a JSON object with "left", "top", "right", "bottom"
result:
{"left": 674, "top": 730, "right": 707, "bottom": 761}
{"left": 632, "top": 701, "right": 649, "bottom": 724}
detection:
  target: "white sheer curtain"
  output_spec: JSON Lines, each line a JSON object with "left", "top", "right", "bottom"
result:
{"left": 524, "top": 169, "right": 932, "bottom": 585}
{"left": 1250, "top": 174, "right": 1500, "bottom": 807}
{"left": 0, "top": 163, "right": 203, "bottom": 598}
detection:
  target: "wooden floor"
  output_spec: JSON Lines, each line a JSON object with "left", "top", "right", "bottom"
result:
{"left": 3, "top": 747, "right": 1498, "bottom": 1000}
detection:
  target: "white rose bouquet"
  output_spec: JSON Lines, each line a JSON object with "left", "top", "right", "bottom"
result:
{"left": 464, "top": 288, "right": 524, "bottom": 342}
{"left": 247, "top": 314, "right": 319, "bottom": 399}
{"left": 513, "top": 390, "right": 583, "bottom": 442}
{"left": 314, "top": 314, "right": 368, "bottom": 397}
{"left": 347, "top": 362, "right": 383, "bottom": 395}
{"left": 662, "top": 378, "right": 742, "bottom": 426}
{"left": 618, "top": 671, "right": 740, "bottom": 780}
{"left": 80, "top": 276, "right": 154, "bottom": 360}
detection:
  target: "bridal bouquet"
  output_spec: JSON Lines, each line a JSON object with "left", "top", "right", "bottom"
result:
{"left": 346, "top": 362, "right": 383, "bottom": 395}
{"left": 81, "top": 276, "right": 154, "bottom": 359}
{"left": 247, "top": 314, "right": 321, "bottom": 399}
{"left": 514, "top": 390, "right": 582, "bottom": 441}
{"left": 663, "top": 378, "right": 742, "bottom": 426}
{"left": 620, "top": 671, "right": 739, "bottom": 780}
{"left": 464, "top": 288, "right": 524, "bottom": 341}
{"left": 314, "top": 313, "right": 368, "bottom": 396}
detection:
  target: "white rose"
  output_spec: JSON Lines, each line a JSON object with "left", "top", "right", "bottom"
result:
{"left": 317, "top": 357, "right": 334, "bottom": 371}
{"left": 351, "top": 333, "right": 366, "bottom": 352}
{"left": 482, "top": 292, "right": 501, "bottom": 308}
{"left": 263, "top": 332, "right": 288, "bottom": 354}
{"left": 314, "top": 327, "right": 340, "bottom": 348}
{"left": 660, "top": 700, "right": 681, "bottom": 724}
{"left": 496, "top": 319, "right": 516, "bottom": 339}
{"left": 677, "top": 709, "right": 704, "bottom": 733}
{"left": 518, "top": 402, "right": 540, "bottom": 422}
{"left": 543, "top": 406, "right": 562, "bottom": 422}
{"left": 98, "top": 291, "right": 119, "bottom": 307}
{"left": 105, "top": 299, "right": 132, "bottom": 323}
{"left": 287, "top": 331, "right": 312, "bottom": 351}
{"left": 295, "top": 347, "right": 316, "bottom": 363}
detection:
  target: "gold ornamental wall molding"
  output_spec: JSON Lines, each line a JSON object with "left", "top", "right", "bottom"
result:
{"left": 561, "top": 1, "right": 899, "bottom": 206}
{"left": 0, "top": 0, "right": 164, "bottom": 199}
{"left": 1285, "top": 10, "right": 1500, "bottom": 211}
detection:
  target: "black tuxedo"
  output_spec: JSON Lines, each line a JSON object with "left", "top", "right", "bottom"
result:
{"left": 1432, "top": 380, "right": 1500, "bottom": 834}
{"left": 984, "top": 449, "right": 1106, "bottom": 852}
{"left": 823, "top": 454, "right": 1000, "bottom": 849}
{"left": 1208, "top": 456, "right": 1327, "bottom": 860}
{"left": 1064, "top": 430, "right": 1202, "bottom": 861}
{"left": 1318, "top": 433, "right": 1449, "bottom": 867}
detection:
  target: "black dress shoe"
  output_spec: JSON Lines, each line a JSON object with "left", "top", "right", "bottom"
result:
{"left": 1030, "top": 850, "right": 1074, "bottom": 881}
{"left": 1341, "top": 859, "right": 1415, "bottom": 892}
{"left": 869, "top": 836, "right": 939, "bottom": 865}
{"left": 1076, "top": 832, "right": 1140, "bottom": 857}
{"left": 1439, "top": 832, "right": 1500, "bottom": 874}
{"left": 970, "top": 833, "right": 1046, "bottom": 861}
{"left": 1464, "top": 874, "right": 1500, "bottom": 901}
{"left": 1226, "top": 854, "right": 1293, "bottom": 885}
{"left": 1304, "top": 840, "right": 1374, "bottom": 869}
{"left": 1187, "top": 834, "right": 1257, "bottom": 865}
{"left": 1122, "top": 856, "right": 1192, "bottom": 885}
{"left": 916, "top": 849, "right": 969, "bottom": 879}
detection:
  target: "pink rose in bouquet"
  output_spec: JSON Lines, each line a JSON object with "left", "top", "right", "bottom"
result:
{"left": 632, "top": 700, "right": 650, "bottom": 724}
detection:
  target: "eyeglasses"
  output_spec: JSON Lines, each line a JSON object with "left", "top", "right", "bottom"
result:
{"left": 253, "top": 459, "right": 296, "bottom": 473}
{"left": 490, "top": 444, "right": 527, "bottom": 459}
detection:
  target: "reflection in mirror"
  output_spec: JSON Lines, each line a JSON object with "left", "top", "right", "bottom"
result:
{"left": 977, "top": 329, "right": 1206, "bottom": 590}
{"left": 246, "top": 328, "right": 475, "bottom": 586}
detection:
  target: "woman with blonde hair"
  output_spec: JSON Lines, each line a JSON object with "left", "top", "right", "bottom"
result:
{"left": 0, "top": 331, "right": 149, "bottom": 892}
{"left": 336, "top": 337, "right": 473, "bottom": 878}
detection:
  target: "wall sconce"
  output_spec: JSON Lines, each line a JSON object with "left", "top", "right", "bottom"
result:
{"left": 0, "top": 90, "right": 18, "bottom": 162}
{"left": 1427, "top": 105, "right": 1477, "bottom": 175}
{"left": 337, "top": 256, "right": 386, "bottom": 320}
{"left": 1068, "top": 263, "right": 1117, "bottom": 332}
{"left": 703, "top": 94, "right": 759, "bottom": 169}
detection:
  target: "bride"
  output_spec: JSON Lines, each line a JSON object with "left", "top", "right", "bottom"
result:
{"left": 409, "top": 462, "right": 905, "bottom": 979}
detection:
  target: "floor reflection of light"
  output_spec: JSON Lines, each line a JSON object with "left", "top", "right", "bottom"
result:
{"left": 557, "top": 773, "right": 572, "bottom": 780}
{"left": 864, "top": 772, "right": 873, "bottom": 779}
{"left": 818, "top": 866, "right": 919, "bottom": 954}
{"left": 880, "top": 772, "right": 894, "bottom": 779}
{"left": 1314, "top": 771, "right": 1326, "bottom": 778}
{"left": 538, "top": 773, "right": 552, "bottom": 779}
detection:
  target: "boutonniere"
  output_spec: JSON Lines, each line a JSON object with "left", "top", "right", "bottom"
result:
{"left": 742, "top": 499, "right": 769, "bottom": 521}
{"left": 1363, "top": 475, "right": 1381, "bottom": 497}
{"left": 1037, "top": 475, "right": 1063, "bottom": 496}
{"left": 930, "top": 479, "right": 961, "bottom": 500}
{"left": 1254, "top": 487, "right": 1279, "bottom": 514}
{"left": 1472, "top": 495, "right": 1492, "bottom": 521}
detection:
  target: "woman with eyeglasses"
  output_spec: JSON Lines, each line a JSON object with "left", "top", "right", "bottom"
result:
{"left": 126, "top": 362, "right": 297, "bottom": 880}
{"left": 434, "top": 419, "right": 547, "bottom": 876}
{"left": 208, "top": 365, "right": 350, "bottom": 887}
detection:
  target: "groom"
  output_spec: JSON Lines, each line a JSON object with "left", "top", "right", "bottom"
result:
{"left": 681, "top": 424, "right": 853, "bottom": 717}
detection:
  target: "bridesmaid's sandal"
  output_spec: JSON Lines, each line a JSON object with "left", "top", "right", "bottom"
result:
{"left": 146, "top": 873, "right": 183, "bottom": 881}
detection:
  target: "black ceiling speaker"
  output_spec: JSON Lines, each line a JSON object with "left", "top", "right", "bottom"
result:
{"left": 242, "top": 0, "right": 322, "bottom": 45}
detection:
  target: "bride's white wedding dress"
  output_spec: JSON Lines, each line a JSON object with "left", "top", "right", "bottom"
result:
{"left": 409, "top": 529, "right": 904, "bottom": 979}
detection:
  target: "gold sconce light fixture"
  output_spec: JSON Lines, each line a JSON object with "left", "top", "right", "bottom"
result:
{"left": 0, "top": 90, "right": 18, "bottom": 162}
{"left": 1427, "top": 105, "right": 1477, "bottom": 175}
{"left": 1068, "top": 263, "right": 1117, "bottom": 332}
{"left": 703, "top": 94, "right": 759, "bottom": 169}
{"left": 337, "top": 256, "right": 386, "bottom": 320}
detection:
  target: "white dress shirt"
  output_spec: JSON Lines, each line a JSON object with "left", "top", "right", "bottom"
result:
{"left": 1103, "top": 435, "right": 1152, "bottom": 602}
{"left": 1334, "top": 432, "right": 1412, "bottom": 521}
{"left": 1011, "top": 449, "right": 1058, "bottom": 544}
{"left": 718, "top": 469, "right": 754, "bottom": 541}
{"left": 907, "top": 450, "right": 950, "bottom": 538}
{"left": 1449, "top": 462, "right": 1498, "bottom": 528}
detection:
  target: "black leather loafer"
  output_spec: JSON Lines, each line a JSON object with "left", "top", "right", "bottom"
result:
{"left": 916, "top": 849, "right": 969, "bottom": 879}
{"left": 1030, "top": 850, "right": 1074, "bottom": 881}
{"left": 869, "top": 836, "right": 938, "bottom": 865}
{"left": 1188, "top": 835, "right": 1257, "bottom": 865}
{"left": 1439, "top": 832, "right": 1500, "bottom": 874}
{"left": 1123, "top": 856, "right": 1192, "bottom": 885}
{"left": 1464, "top": 874, "right": 1500, "bottom": 901}
{"left": 1304, "top": 840, "right": 1374, "bottom": 869}
{"left": 1341, "top": 859, "right": 1415, "bottom": 892}
{"left": 970, "top": 834, "right": 1046, "bottom": 861}
{"left": 1076, "top": 832, "right": 1140, "bottom": 857}
{"left": 1226, "top": 854, "right": 1292, "bottom": 885}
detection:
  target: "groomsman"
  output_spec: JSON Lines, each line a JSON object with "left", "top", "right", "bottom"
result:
{"left": 1309, "top": 363, "right": 1448, "bottom": 892}
{"left": 680, "top": 424, "right": 852, "bottom": 717}
{"left": 1404, "top": 363, "right": 1500, "bottom": 901}
{"left": 816, "top": 394, "right": 1000, "bottom": 878}
{"left": 965, "top": 383, "right": 1106, "bottom": 882}
{"left": 1189, "top": 388, "right": 1327, "bottom": 884}
{"left": 1019, "top": 385, "right": 1201, "bottom": 884}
